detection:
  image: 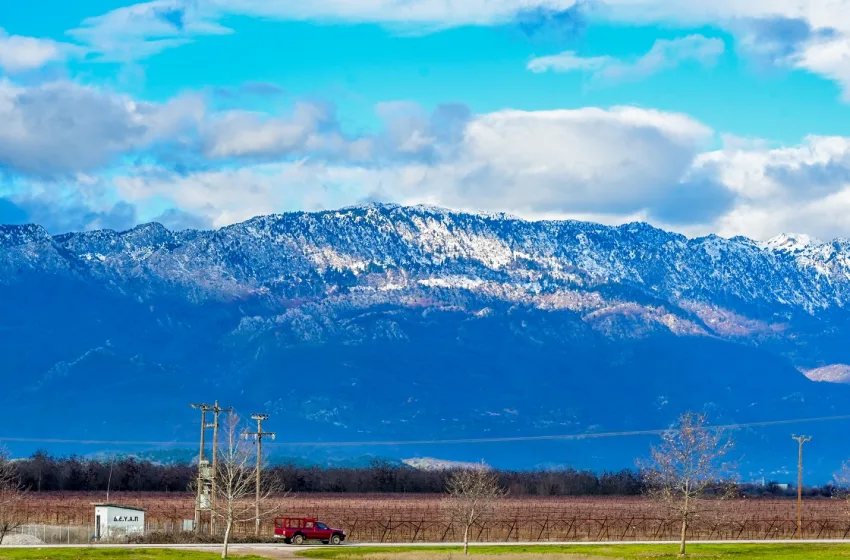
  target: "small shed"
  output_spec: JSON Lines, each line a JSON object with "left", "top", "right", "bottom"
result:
{"left": 94, "top": 504, "right": 146, "bottom": 541}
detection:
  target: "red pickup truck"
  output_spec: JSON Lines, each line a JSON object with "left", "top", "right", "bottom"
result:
{"left": 273, "top": 517, "right": 346, "bottom": 545}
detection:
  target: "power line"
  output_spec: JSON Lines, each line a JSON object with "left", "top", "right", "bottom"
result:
{"left": 265, "top": 414, "right": 850, "bottom": 447}
{"left": 0, "top": 437, "right": 199, "bottom": 445}
{"left": 1, "top": 414, "right": 849, "bottom": 447}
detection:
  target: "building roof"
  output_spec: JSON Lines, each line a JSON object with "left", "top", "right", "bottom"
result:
{"left": 93, "top": 504, "right": 146, "bottom": 512}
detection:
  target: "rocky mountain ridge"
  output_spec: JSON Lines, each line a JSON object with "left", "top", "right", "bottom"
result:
{"left": 4, "top": 204, "right": 850, "bottom": 310}
{"left": 2, "top": 204, "right": 849, "bottom": 477}
{"left": 4, "top": 204, "right": 850, "bottom": 364}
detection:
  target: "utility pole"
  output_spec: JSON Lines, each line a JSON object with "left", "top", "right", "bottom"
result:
{"left": 792, "top": 434, "right": 812, "bottom": 539}
{"left": 245, "top": 414, "right": 276, "bottom": 537}
{"left": 190, "top": 403, "right": 214, "bottom": 533}
{"left": 209, "top": 400, "right": 232, "bottom": 536}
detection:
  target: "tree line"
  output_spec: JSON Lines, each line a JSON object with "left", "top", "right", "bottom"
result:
{"left": 11, "top": 450, "right": 647, "bottom": 495}
{"left": 9, "top": 450, "right": 837, "bottom": 498}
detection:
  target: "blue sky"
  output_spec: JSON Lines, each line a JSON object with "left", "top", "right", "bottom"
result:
{"left": 1, "top": 0, "right": 850, "bottom": 239}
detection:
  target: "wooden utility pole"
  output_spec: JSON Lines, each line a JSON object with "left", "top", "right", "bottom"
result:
{"left": 209, "top": 400, "right": 232, "bottom": 536}
{"left": 792, "top": 434, "right": 812, "bottom": 539}
{"left": 190, "top": 403, "right": 214, "bottom": 533}
{"left": 246, "top": 414, "right": 276, "bottom": 536}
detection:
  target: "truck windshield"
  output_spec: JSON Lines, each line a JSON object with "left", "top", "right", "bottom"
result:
{"left": 316, "top": 522, "right": 328, "bottom": 530}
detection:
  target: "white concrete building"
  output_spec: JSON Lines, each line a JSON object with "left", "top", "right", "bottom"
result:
{"left": 94, "top": 504, "right": 146, "bottom": 541}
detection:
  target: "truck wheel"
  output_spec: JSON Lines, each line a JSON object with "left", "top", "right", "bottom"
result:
{"left": 293, "top": 534, "right": 305, "bottom": 545}
{"left": 331, "top": 534, "right": 342, "bottom": 545}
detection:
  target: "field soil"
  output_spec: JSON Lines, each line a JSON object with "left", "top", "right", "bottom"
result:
{"left": 9, "top": 493, "right": 850, "bottom": 542}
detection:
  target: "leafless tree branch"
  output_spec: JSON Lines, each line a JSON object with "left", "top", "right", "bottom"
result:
{"left": 0, "top": 447, "right": 26, "bottom": 545}
{"left": 639, "top": 412, "right": 737, "bottom": 557}
{"left": 443, "top": 462, "right": 505, "bottom": 554}
{"left": 833, "top": 461, "right": 850, "bottom": 514}
{"left": 212, "top": 414, "right": 288, "bottom": 558}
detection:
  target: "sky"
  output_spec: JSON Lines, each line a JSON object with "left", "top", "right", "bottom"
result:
{"left": 1, "top": 1, "right": 850, "bottom": 240}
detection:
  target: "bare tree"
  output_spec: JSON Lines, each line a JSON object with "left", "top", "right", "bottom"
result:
{"left": 0, "top": 448, "right": 26, "bottom": 545}
{"left": 640, "top": 412, "right": 736, "bottom": 557}
{"left": 833, "top": 461, "right": 850, "bottom": 514}
{"left": 213, "top": 414, "right": 286, "bottom": 558}
{"left": 444, "top": 463, "right": 505, "bottom": 554}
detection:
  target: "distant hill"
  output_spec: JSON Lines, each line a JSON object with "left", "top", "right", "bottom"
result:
{"left": 403, "top": 457, "right": 487, "bottom": 471}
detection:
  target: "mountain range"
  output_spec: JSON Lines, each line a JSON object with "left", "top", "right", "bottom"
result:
{"left": 2, "top": 203, "right": 850, "bottom": 481}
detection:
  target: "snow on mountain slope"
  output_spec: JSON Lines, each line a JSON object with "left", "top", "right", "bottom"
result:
{"left": 3, "top": 203, "right": 850, "bottom": 313}
{"left": 4, "top": 203, "right": 850, "bottom": 360}
{"left": 803, "top": 364, "right": 850, "bottom": 384}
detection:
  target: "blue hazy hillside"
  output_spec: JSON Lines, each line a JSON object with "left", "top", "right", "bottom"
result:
{"left": 2, "top": 204, "right": 850, "bottom": 480}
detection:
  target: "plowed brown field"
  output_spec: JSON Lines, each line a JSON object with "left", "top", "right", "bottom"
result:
{"left": 10, "top": 493, "right": 850, "bottom": 542}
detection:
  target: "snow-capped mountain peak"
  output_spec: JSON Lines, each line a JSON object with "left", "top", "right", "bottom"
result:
{"left": 761, "top": 232, "right": 824, "bottom": 253}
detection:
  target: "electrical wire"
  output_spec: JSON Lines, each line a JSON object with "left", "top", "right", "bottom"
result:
{"left": 267, "top": 414, "right": 850, "bottom": 447}
{"left": 1, "top": 414, "right": 849, "bottom": 447}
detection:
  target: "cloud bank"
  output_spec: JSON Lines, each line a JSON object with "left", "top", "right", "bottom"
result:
{"left": 3, "top": 1, "right": 850, "bottom": 238}
{"left": 56, "top": 0, "right": 850, "bottom": 101}
{"left": 3, "top": 74, "right": 850, "bottom": 239}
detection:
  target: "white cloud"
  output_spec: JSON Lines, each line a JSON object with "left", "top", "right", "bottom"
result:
{"left": 6, "top": 76, "right": 850, "bottom": 240}
{"left": 700, "top": 135, "right": 850, "bottom": 239}
{"left": 200, "top": 101, "right": 353, "bottom": 160}
{"left": 203, "top": 112, "right": 313, "bottom": 159}
{"left": 529, "top": 35, "right": 725, "bottom": 83}
{"left": 449, "top": 107, "right": 714, "bottom": 214}
{"left": 69, "top": 0, "right": 845, "bottom": 54}
{"left": 1, "top": 173, "right": 141, "bottom": 233}
{"left": 698, "top": 135, "right": 850, "bottom": 201}
{"left": 729, "top": 17, "right": 850, "bottom": 101}
{"left": 202, "top": 0, "right": 850, "bottom": 33}
{"left": 114, "top": 161, "right": 374, "bottom": 227}
{"left": 112, "top": 105, "right": 723, "bottom": 229}
{"left": 0, "top": 29, "right": 72, "bottom": 72}
{"left": 207, "top": 0, "right": 578, "bottom": 27}
{"left": 65, "top": 0, "right": 850, "bottom": 96}
{"left": 0, "top": 80, "right": 204, "bottom": 177}
{"left": 715, "top": 193, "right": 850, "bottom": 241}
{"left": 791, "top": 36, "right": 850, "bottom": 101}
{"left": 0, "top": 78, "right": 362, "bottom": 178}
{"left": 68, "top": 0, "right": 232, "bottom": 62}
{"left": 103, "top": 100, "right": 850, "bottom": 240}
{"left": 528, "top": 51, "right": 612, "bottom": 73}
{"left": 596, "top": 1, "right": 850, "bottom": 34}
